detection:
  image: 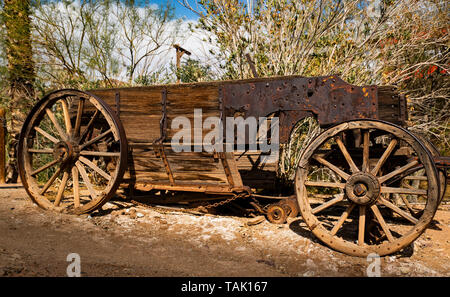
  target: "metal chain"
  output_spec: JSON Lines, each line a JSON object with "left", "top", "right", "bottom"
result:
{"left": 250, "top": 195, "right": 268, "bottom": 213}
{"left": 131, "top": 192, "right": 250, "bottom": 216}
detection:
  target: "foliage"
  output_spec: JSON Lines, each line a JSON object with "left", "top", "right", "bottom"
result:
{"left": 134, "top": 67, "right": 174, "bottom": 85}
{"left": 182, "top": 0, "right": 392, "bottom": 84}
{"left": 173, "top": 58, "right": 214, "bottom": 83}
{"left": 378, "top": 0, "right": 449, "bottom": 154}
{"left": 32, "top": 0, "right": 182, "bottom": 91}
{"left": 1, "top": 0, "right": 36, "bottom": 182}
{"left": 0, "top": 3, "right": 8, "bottom": 109}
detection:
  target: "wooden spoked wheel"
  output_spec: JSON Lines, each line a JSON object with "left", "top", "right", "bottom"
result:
{"left": 295, "top": 120, "right": 440, "bottom": 257}
{"left": 414, "top": 134, "right": 447, "bottom": 203}
{"left": 18, "top": 90, "right": 127, "bottom": 214}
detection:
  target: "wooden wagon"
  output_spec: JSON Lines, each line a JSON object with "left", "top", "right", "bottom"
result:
{"left": 18, "top": 75, "right": 448, "bottom": 257}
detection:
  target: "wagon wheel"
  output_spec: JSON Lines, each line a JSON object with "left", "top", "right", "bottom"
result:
{"left": 18, "top": 89, "right": 128, "bottom": 214}
{"left": 295, "top": 120, "right": 440, "bottom": 257}
{"left": 389, "top": 135, "right": 446, "bottom": 217}
{"left": 413, "top": 134, "right": 447, "bottom": 203}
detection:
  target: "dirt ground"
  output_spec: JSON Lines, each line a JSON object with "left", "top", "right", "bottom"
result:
{"left": 0, "top": 187, "right": 448, "bottom": 277}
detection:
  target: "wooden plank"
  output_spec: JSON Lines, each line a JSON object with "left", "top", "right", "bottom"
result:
{"left": 377, "top": 86, "right": 404, "bottom": 125}
{"left": 129, "top": 171, "right": 228, "bottom": 183}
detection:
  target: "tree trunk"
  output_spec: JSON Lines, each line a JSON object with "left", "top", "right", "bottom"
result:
{"left": 2, "top": 0, "right": 35, "bottom": 183}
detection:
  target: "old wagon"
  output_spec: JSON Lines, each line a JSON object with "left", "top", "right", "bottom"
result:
{"left": 17, "top": 75, "right": 448, "bottom": 257}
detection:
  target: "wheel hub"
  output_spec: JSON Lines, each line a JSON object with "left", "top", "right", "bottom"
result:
{"left": 53, "top": 141, "right": 79, "bottom": 164}
{"left": 345, "top": 172, "right": 380, "bottom": 205}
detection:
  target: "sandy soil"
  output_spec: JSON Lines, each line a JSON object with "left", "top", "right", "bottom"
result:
{"left": 0, "top": 187, "right": 448, "bottom": 277}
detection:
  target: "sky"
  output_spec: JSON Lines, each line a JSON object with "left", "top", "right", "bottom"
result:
{"left": 140, "top": 0, "right": 200, "bottom": 20}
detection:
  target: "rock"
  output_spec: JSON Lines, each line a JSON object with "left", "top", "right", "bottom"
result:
{"left": 306, "top": 259, "right": 317, "bottom": 269}
{"left": 387, "top": 256, "right": 396, "bottom": 262}
{"left": 136, "top": 212, "right": 144, "bottom": 218}
{"left": 303, "top": 271, "right": 315, "bottom": 277}
{"left": 11, "top": 253, "right": 21, "bottom": 260}
{"left": 399, "top": 266, "right": 411, "bottom": 274}
{"left": 245, "top": 216, "right": 265, "bottom": 226}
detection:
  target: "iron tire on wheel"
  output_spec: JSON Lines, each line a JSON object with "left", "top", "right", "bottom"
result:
{"left": 295, "top": 119, "right": 440, "bottom": 257}
{"left": 18, "top": 89, "right": 128, "bottom": 214}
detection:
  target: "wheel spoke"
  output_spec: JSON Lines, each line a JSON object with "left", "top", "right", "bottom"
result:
{"left": 54, "top": 171, "right": 69, "bottom": 206}
{"left": 403, "top": 176, "right": 427, "bottom": 181}
{"left": 371, "top": 139, "right": 397, "bottom": 176}
{"left": 330, "top": 203, "right": 356, "bottom": 236}
{"left": 60, "top": 99, "right": 72, "bottom": 134}
{"left": 45, "top": 107, "right": 68, "bottom": 141}
{"left": 378, "top": 197, "right": 419, "bottom": 224}
{"left": 313, "top": 155, "right": 350, "bottom": 180}
{"left": 39, "top": 166, "right": 62, "bottom": 195}
{"left": 79, "top": 109, "right": 99, "bottom": 142}
{"left": 76, "top": 161, "right": 97, "bottom": 200}
{"left": 378, "top": 160, "right": 419, "bottom": 184}
{"left": 362, "top": 130, "right": 370, "bottom": 172}
{"left": 398, "top": 193, "right": 419, "bottom": 215}
{"left": 312, "top": 194, "right": 344, "bottom": 214}
{"left": 31, "top": 159, "right": 59, "bottom": 176}
{"left": 79, "top": 156, "right": 112, "bottom": 181}
{"left": 336, "top": 136, "right": 359, "bottom": 173}
{"left": 304, "top": 181, "right": 346, "bottom": 189}
{"left": 80, "top": 151, "right": 120, "bottom": 157}
{"left": 79, "top": 128, "right": 112, "bottom": 150}
{"left": 34, "top": 127, "right": 59, "bottom": 144}
{"left": 74, "top": 97, "right": 85, "bottom": 137}
{"left": 72, "top": 166, "right": 80, "bottom": 208}
{"left": 358, "top": 205, "right": 366, "bottom": 245}
{"left": 28, "top": 148, "right": 53, "bottom": 154}
{"left": 381, "top": 186, "right": 427, "bottom": 195}
{"left": 370, "top": 204, "right": 395, "bottom": 242}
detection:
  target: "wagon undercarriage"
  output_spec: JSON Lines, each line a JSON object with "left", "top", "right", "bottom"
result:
{"left": 17, "top": 75, "right": 448, "bottom": 257}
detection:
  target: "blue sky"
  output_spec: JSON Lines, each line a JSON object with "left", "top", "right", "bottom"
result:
{"left": 145, "top": 0, "right": 199, "bottom": 20}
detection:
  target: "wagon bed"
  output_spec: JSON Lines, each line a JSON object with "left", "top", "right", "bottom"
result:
{"left": 88, "top": 75, "right": 407, "bottom": 192}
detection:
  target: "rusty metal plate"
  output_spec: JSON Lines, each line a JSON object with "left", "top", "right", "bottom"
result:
{"left": 222, "top": 75, "right": 378, "bottom": 142}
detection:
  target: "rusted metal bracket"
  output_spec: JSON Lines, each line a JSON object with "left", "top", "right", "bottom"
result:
{"left": 115, "top": 91, "right": 121, "bottom": 118}
{"left": 153, "top": 88, "right": 174, "bottom": 184}
{"left": 219, "top": 152, "right": 234, "bottom": 187}
{"left": 153, "top": 143, "right": 174, "bottom": 185}
{"left": 219, "top": 152, "right": 243, "bottom": 188}
{"left": 435, "top": 156, "right": 450, "bottom": 179}
{"left": 159, "top": 89, "right": 168, "bottom": 141}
